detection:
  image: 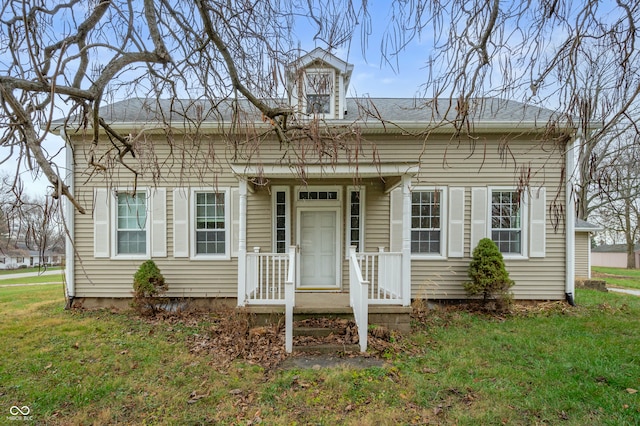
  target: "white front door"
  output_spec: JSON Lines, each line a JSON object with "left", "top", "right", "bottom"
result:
{"left": 298, "top": 209, "right": 340, "bottom": 289}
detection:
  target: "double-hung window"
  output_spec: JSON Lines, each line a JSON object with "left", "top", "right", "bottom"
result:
{"left": 192, "top": 190, "right": 229, "bottom": 258}
{"left": 411, "top": 189, "right": 445, "bottom": 256}
{"left": 116, "top": 191, "right": 148, "bottom": 256}
{"left": 305, "top": 70, "right": 333, "bottom": 115}
{"left": 490, "top": 190, "right": 524, "bottom": 255}
{"left": 194, "top": 192, "right": 226, "bottom": 255}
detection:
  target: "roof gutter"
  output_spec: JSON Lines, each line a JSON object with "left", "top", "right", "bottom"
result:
{"left": 61, "top": 127, "right": 75, "bottom": 309}
{"left": 60, "top": 120, "right": 571, "bottom": 137}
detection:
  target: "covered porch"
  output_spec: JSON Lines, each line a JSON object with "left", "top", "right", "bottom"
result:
{"left": 232, "top": 163, "right": 417, "bottom": 351}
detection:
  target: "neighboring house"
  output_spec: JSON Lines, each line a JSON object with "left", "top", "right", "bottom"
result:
{"left": 592, "top": 243, "right": 640, "bottom": 269}
{"left": 59, "top": 48, "right": 579, "bottom": 311}
{"left": 574, "top": 219, "right": 603, "bottom": 279}
{"left": 0, "top": 243, "right": 64, "bottom": 269}
{"left": 0, "top": 245, "right": 29, "bottom": 269}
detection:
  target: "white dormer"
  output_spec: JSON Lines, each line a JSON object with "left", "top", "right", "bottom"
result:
{"left": 287, "top": 48, "right": 354, "bottom": 120}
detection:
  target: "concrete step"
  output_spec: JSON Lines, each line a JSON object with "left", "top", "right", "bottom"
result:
{"left": 293, "top": 343, "right": 361, "bottom": 354}
{"left": 292, "top": 317, "right": 361, "bottom": 353}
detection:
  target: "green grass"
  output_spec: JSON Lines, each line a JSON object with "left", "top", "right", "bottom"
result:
{"left": 592, "top": 266, "right": 640, "bottom": 290}
{"left": 1, "top": 285, "right": 639, "bottom": 425}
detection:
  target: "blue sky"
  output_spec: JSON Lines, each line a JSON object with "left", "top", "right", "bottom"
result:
{"left": 4, "top": 3, "right": 437, "bottom": 196}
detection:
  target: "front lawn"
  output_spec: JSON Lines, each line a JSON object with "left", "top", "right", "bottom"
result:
{"left": 1, "top": 284, "right": 639, "bottom": 425}
{"left": 593, "top": 266, "right": 640, "bottom": 290}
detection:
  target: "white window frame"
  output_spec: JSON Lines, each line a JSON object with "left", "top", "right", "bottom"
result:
{"left": 346, "top": 186, "right": 365, "bottom": 256}
{"left": 304, "top": 68, "right": 335, "bottom": 118}
{"left": 410, "top": 187, "right": 447, "bottom": 259}
{"left": 189, "top": 188, "right": 231, "bottom": 260}
{"left": 488, "top": 187, "right": 528, "bottom": 259}
{"left": 111, "top": 188, "right": 151, "bottom": 260}
{"left": 272, "top": 186, "right": 291, "bottom": 254}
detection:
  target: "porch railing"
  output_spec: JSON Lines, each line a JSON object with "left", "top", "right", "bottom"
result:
{"left": 356, "top": 248, "right": 403, "bottom": 304}
{"left": 349, "top": 246, "right": 369, "bottom": 352}
{"left": 245, "top": 246, "right": 296, "bottom": 353}
{"left": 284, "top": 248, "right": 295, "bottom": 354}
{"left": 245, "top": 247, "right": 291, "bottom": 305}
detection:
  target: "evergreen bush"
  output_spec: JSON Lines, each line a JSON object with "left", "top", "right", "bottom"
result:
{"left": 132, "top": 260, "right": 167, "bottom": 315}
{"left": 463, "top": 238, "right": 514, "bottom": 311}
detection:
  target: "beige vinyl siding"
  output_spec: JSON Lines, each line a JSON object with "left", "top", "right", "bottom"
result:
{"left": 72, "top": 129, "right": 567, "bottom": 301}
{"left": 72, "top": 134, "right": 240, "bottom": 299}
{"left": 575, "top": 232, "right": 590, "bottom": 279}
{"left": 392, "top": 135, "right": 567, "bottom": 300}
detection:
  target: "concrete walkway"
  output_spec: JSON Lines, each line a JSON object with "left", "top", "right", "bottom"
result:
{"left": 0, "top": 269, "right": 63, "bottom": 287}
{"left": 0, "top": 269, "right": 62, "bottom": 281}
{"left": 608, "top": 287, "right": 640, "bottom": 297}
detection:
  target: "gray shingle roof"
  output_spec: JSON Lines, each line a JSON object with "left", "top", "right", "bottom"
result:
{"left": 575, "top": 219, "right": 603, "bottom": 232}
{"left": 92, "top": 97, "right": 560, "bottom": 126}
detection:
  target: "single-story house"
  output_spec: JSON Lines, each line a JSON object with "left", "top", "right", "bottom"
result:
{"left": 592, "top": 243, "right": 640, "bottom": 269}
{"left": 0, "top": 243, "right": 64, "bottom": 270}
{"left": 0, "top": 245, "right": 29, "bottom": 270}
{"left": 59, "top": 48, "right": 580, "bottom": 318}
{"left": 575, "top": 219, "right": 603, "bottom": 279}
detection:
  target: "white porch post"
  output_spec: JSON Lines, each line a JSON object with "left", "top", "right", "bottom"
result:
{"left": 401, "top": 174, "right": 412, "bottom": 306}
{"left": 237, "top": 179, "right": 248, "bottom": 306}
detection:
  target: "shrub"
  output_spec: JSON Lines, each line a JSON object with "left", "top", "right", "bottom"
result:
{"left": 463, "top": 238, "right": 514, "bottom": 311}
{"left": 132, "top": 260, "right": 167, "bottom": 315}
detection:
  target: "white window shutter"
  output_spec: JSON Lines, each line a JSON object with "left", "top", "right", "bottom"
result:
{"left": 390, "top": 188, "right": 403, "bottom": 252}
{"left": 231, "top": 188, "right": 239, "bottom": 257}
{"left": 448, "top": 187, "right": 465, "bottom": 257}
{"left": 173, "top": 188, "right": 189, "bottom": 258}
{"left": 529, "top": 187, "right": 546, "bottom": 258}
{"left": 470, "top": 187, "right": 488, "bottom": 250}
{"left": 93, "top": 188, "right": 110, "bottom": 258}
{"left": 151, "top": 188, "right": 167, "bottom": 257}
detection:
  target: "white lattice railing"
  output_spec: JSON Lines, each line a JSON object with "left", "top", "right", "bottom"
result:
{"left": 349, "top": 246, "right": 369, "bottom": 352}
{"left": 356, "top": 248, "right": 403, "bottom": 304}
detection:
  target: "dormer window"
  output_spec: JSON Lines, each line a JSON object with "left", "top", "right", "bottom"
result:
{"left": 305, "top": 70, "right": 334, "bottom": 115}
{"left": 287, "top": 48, "right": 353, "bottom": 120}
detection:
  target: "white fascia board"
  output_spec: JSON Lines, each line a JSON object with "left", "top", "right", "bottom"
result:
{"left": 231, "top": 163, "right": 419, "bottom": 179}
{"left": 57, "top": 117, "right": 579, "bottom": 142}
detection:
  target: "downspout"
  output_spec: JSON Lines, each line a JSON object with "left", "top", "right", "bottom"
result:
{"left": 62, "top": 128, "right": 75, "bottom": 309}
{"left": 565, "top": 135, "right": 576, "bottom": 306}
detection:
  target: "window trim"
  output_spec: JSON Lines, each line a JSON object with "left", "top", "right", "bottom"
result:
{"left": 410, "top": 187, "right": 447, "bottom": 260}
{"left": 271, "top": 186, "right": 291, "bottom": 254}
{"left": 488, "top": 187, "right": 528, "bottom": 259}
{"left": 190, "top": 187, "right": 231, "bottom": 260}
{"left": 303, "top": 68, "right": 335, "bottom": 118}
{"left": 111, "top": 188, "right": 151, "bottom": 260}
{"left": 345, "top": 186, "right": 365, "bottom": 256}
